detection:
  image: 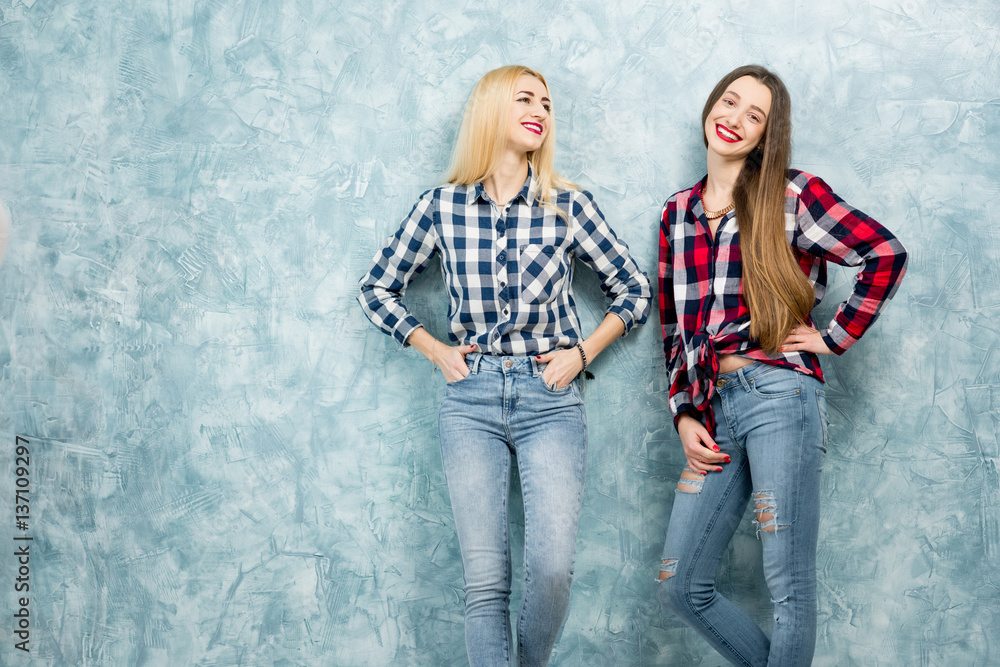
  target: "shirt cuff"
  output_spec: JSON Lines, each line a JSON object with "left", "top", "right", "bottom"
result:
{"left": 609, "top": 308, "right": 634, "bottom": 335}
{"left": 608, "top": 301, "right": 648, "bottom": 336}
{"left": 820, "top": 320, "right": 858, "bottom": 356}
{"left": 396, "top": 316, "right": 424, "bottom": 348}
{"left": 669, "top": 392, "right": 696, "bottom": 430}
{"left": 672, "top": 409, "right": 701, "bottom": 431}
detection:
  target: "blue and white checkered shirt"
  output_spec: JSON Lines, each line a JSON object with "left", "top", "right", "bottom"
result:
{"left": 359, "top": 170, "right": 651, "bottom": 356}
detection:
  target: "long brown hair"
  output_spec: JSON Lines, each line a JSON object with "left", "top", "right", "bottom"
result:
{"left": 445, "top": 65, "right": 577, "bottom": 208}
{"left": 702, "top": 65, "right": 814, "bottom": 354}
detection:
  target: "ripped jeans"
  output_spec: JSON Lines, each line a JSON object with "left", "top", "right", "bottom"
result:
{"left": 657, "top": 363, "right": 828, "bottom": 667}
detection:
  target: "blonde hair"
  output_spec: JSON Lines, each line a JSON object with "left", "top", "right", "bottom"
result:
{"left": 445, "top": 65, "right": 577, "bottom": 208}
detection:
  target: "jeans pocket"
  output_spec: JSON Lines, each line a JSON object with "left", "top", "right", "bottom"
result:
{"left": 520, "top": 244, "right": 567, "bottom": 305}
{"left": 446, "top": 371, "right": 474, "bottom": 386}
{"left": 748, "top": 367, "right": 802, "bottom": 399}
{"left": 540, "top": 373, "right": 574, "bottom": 394}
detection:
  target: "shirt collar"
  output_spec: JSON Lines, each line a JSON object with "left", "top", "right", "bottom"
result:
{"left": 473, "top": 165, "right": 539, "bottom": 206}
{"left": 690, "top": 176, "right": 709, "bottom": 219}
{"left": 691, "top": 176, "right": 707, "bottom": 204}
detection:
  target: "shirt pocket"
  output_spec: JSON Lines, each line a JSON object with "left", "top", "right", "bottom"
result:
{"left": 519, "top": 244, "right": 567, "bottom": 305}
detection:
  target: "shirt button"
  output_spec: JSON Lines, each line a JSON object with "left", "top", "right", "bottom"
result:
{"left": 498, "top": 251, "right": 506, "bottom": 262}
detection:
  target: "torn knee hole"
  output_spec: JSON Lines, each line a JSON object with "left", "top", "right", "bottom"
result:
{"left": 753, "top": 491, "right": 784, "bottom": 533}
{"left": 677, "top": 468, "right": 704, "bottom": 494}
{"left": 755, "top": 502, "right": 775, "bottom": 531}
{"left": 658, "top": 558, "right": 678, "bottom": 581}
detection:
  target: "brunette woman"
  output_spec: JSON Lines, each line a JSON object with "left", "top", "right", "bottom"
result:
{"left": 359, "top": 65, "right": 650, "bottom": 666}
{"left": 656, "top": 65, "right": 907, "bottom": 666}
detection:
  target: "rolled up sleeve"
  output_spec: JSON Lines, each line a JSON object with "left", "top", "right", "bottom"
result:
{"left": 358, "top": 191, "right": 439, "bottom": 346}
{"left": 570, "top": 190, "right": 651, "bottom": 335}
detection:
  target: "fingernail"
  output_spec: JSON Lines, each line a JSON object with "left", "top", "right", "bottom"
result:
{"left": 716, "top": 467, "right": 724, "bottom": 472}
{"left": 724, "top": 456, "right": 731, "bottom": 462}
{"left": 712, "top": 445, "right": 720, "bottom": 452}
{"left": 700, "top": 471, "right": 707, "bottom": 476}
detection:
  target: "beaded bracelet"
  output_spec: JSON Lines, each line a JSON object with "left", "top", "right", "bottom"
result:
{"left": 575, "top": 342, "right": 594, "bottom": 392}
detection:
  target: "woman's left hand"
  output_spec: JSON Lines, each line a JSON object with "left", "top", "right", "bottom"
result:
{"left": 779, "top": 325, "right": 833, "bottom": 355}
{"left": 535, "top": 348, "right": 584, "bottom": 390}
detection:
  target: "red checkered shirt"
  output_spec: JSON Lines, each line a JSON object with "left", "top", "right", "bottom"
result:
{"left": 658, "top": 170, "right": 908, "bottom": 433}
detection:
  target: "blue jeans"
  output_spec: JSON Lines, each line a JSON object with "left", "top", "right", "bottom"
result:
{"left": 657, "top": 363, "right": 828, "bottom": 667}
{"left": 438, "top": 354, "right": 588, "bottom": 667}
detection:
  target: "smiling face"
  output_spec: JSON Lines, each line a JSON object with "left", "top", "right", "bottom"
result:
{"left": 704, "top": 75, "right": 772, "bottom": 162}
{"left": 506, "top": 73, "right": 551, "bottom": 155}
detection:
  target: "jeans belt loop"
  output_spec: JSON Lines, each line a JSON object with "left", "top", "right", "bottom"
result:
{"left": 530, "top": 355, "right": 544, "bottom": 377}
{"left": 468, "top": 352, "right": 483, "bottom": 374}
{"left": 737, "top": 367, "right": 753, "bottom": 392}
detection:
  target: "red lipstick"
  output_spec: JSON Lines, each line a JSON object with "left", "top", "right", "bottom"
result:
{"left": 715, "top": 123, "right": 742, "bottom": 143}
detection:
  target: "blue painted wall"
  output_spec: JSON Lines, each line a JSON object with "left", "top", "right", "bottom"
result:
{"left": 0, "top": 1, "right": 997, "bottom": 664}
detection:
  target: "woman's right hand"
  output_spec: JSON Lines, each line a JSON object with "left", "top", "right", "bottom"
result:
{"left": 431, "top": 342, "right": 478, "bottom": 383}
{"left": 407, "top": 328, "right": 478, "bottom": 383}
{"left": 677, "top": 413, "right": 730, "bottom": 474}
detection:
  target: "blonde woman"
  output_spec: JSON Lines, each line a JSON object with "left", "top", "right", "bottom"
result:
{"left": 656, "top": 65, "right": 907, "bottom": 665}
{"left": 359, "top": 65, "right": 650, "bottom": 666}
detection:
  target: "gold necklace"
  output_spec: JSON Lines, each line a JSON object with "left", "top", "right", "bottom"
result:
{"left": 704, "top": 201, "right": 735, "bottom": 219}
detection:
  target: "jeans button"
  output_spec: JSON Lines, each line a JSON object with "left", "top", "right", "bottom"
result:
{"left": 718, "top": 379, "right": 728, "bottom": 387}
{"left": 504, "top": 360, "right": 512, "bottom": 368}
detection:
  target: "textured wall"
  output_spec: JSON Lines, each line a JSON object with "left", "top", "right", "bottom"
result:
{"left": 0, "top": 0, "right": 997, "bottom": 665}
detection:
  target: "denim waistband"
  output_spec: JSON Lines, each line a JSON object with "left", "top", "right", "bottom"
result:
{"left": 715, "top": 362, "right": 795, "bottom": 392}
{"left": 465, "top": 353, "right": 545, "bottom": 377}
